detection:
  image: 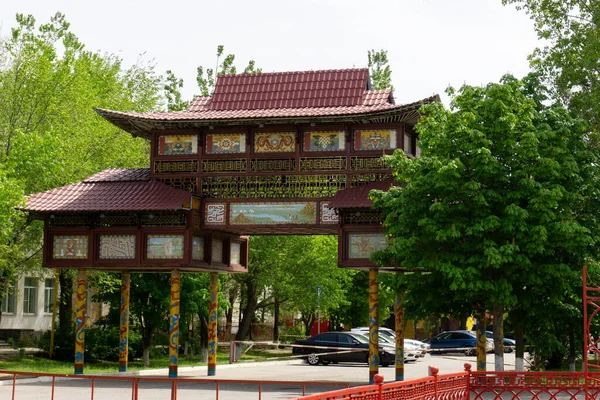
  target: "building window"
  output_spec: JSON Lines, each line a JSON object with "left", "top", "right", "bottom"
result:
{"left": 1, "top": 280, "right": 16, "bottom": 314}
{"left": 44, "top": 278, "right": 55, "bottom": 314}
{"left": 23, "top": 277, "right": 38, "bottom": 314}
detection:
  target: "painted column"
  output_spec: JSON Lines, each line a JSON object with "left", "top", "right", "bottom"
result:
{"left": 119, "top": 272, "right": 131, "bottom": 372}
{"left": 49, "top": 269, "right": 59, "bottom": 359}
{"left": 208, "top": 272, "right": 219, "bottom": 376}
{"left": 368, "top": 268, "right": 379, "bottom": 384}
{"left": 476, "top": 314, "right": 487, "bottom": 371}
{"left": 168, "top": 270, "right": 181, "bottom": 378}
{"left": 395, "top": 293, "right": 404, "bottom": 381}
{"left": 74, "top": 269, "right": 87, "bottom": 375}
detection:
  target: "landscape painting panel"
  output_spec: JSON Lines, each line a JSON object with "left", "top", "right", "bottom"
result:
{"left": 230, "top": 202, "right": 317, "bottom": 225}
{"left": 147, "top": 235, "right": 184, "bottom": 259}
{"left": 348, "top": 233, "right": 388, "bottom": 259}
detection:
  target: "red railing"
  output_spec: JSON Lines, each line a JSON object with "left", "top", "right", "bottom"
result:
{"left": 294, "top": 364, "right": 600, "bottom": 400}
{"left": 0, "top": 370, "right": 350, "bottom": 400}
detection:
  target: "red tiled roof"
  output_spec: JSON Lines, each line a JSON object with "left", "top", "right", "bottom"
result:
{"left": 23, "top": 169, "right": 191, "bottom": 213}
{"left": 207, "top": 68, "right": 369, "bottom": 110}
{"left": 84, "top": 168, "right": 150, "bottom": 182}
{"left": 328, "top": 179, "right": 399, "bottom": 209}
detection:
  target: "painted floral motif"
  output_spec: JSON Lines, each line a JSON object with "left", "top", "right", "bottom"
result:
{"left": 53, "top": 235, "right": 88, "bottom": 259}
{"left": 230, "top": 242, "right": 241, "bottom": 264}
{"left": 192, "top": 237, "right": 205, "bottom": 260}
{"left": 147, "top": 235, "right": 184, "bottom": 259}
{"left": 254, "top": 132, "right": 295, "bottom": 153}
{"left": 99, "top": 235, "right": 135, "bottom": 259}
{"left": 158, "top": 135, "right": 198, "bottom": 155}
{"left": 354, "top": 129, "right": 397, "bottom": 151}
{"left": 348, "top": 233, "right": 388, "bottom": 259}
{"left": 304, "top": 131, "right": 345, "bottom": 152}
{"left": 206, "top": 133, "right": 246, "bottom": 154}
{"left": 230, "top": 202, "right": 317, "bottom": 225}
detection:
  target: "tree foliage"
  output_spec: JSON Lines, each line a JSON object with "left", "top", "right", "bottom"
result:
{"left": 503, "top": 0, "right": 600, "bottom": 133}
{"left": 368, "top": 49, "right": 394, "bottom": 91}
{"left": 371, "top": 75, "right": 600, "bottom": 366}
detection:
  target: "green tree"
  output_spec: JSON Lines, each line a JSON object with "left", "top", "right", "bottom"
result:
{"left": 0, "top": 12, "right": 163, "bottom": 346}
{"left": 371, "top": 75, "right": 600, "bottom": 370}
{"left": 368, "top": 49, "right": 394, "bottom": 91}
{"left": 503, "top": 1, "right": 600, "bottom": 134}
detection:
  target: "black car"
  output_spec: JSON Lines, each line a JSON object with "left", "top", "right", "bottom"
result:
{"left": 293, "top": 331, "right": 395, "bottom": 366}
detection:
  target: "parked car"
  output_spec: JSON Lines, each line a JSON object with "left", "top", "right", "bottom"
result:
{"left": 429, "top": 330, "right": 493, "bottom": 356}
{"left": 481, "top": 331, "right": 516, "bottom": 353}
{"left": 292, "top": 332, "right": 395, "bottom": 366}
{"left": 354, "top": 333, "right": 420, "bottom": 362}
{"left": 352, "top": 327, "right": 429, "bottom": 356}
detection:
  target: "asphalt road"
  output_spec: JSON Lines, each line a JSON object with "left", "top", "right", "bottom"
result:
{"left": 0, "top": 352, "right": 521, "bottom": 400}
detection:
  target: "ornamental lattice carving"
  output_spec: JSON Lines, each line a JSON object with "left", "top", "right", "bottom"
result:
{"left": 342, "top": 211, "right": 383, "bottom": 225}
{"left": 154, "top": 160, "right": 199, "bottom": 174}
{"left": 201, "top": 174, "right": 347, "bottom": 199}
{"left": 250, "top": 158, "right": 295, "bottom": 172}
{"left": 156, "top": 177, "right": 198, "bottom": 194}
{"left": 299, "top": 157, "right": 347, "bottom": 171}
{"left": 350, "top": 173, "right": 393, "bottom": 187}
{"left": 95, "top": 214, "right": 138, "bottom": 227}
{"left": 49, "top": 215, "right": 92, "bottom": 227}
{"left": 202, "top": 159, "right": 247, "bottom": 173}
{"left": 141, "top": 212, "right": 187, "bottom": 227}
{"left": 350, "top": 157, "right": 387, "bottom": 170}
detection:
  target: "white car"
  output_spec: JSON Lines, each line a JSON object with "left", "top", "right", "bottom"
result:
{"left": 352, "top": 328, "right": 425, "bottom": 359}
{"left": 355, "top": 333, "right": 420, "bottom": 362}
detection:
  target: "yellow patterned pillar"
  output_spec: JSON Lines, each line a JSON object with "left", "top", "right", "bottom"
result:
{"left": 208, "top": 272, "right": 219, "bottom": 376}
{"left": 119, "top": 272, "right": 131, "bottom": 372}
{"left": 395, "top": 293, "right": 404, "bottom": 381}
{"left": 74, "top": 270, "right": 87, "bottom": 375}
{"left": 168, "top": 270, "right": 181, "bottom": 378}
{"left": 476, "top": 315, "right": 487, "bottom": 371}
{"left": 368, "top": 269, "right": 379, "bottom": 384}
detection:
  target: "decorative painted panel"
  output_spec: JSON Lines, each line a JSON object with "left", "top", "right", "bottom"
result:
{"left": 303, "top": 131, "right": 345, "bottom": 152}
{"left": 53, "top": 235, "right": 89, "bottom": 259}
{"left": 206, "top": 133, "right": 246, "bottom": 154}
{"left": 158, "top": 135, "right": 198, "bottom": 155}
{"left": 348, "top": 233, "right": 388, "bottom": 259}
{"left": 99, "top": 235, "right": 136, "bottom": 259}
{"left": 192, "top": 236, "right": 205, "bottom": 260}
{"left": 230, "top": 202, "right": 317, "bottom": 225}
{"left": 146, "top": 235, "right": 184, "bottom": 259}
{"left": 212, "top": 239, "right": 223, "bottom": 263}
{"left": 354, "top": 129, "right": 397, "bottom": 151}
{"left": 230, "top": 242, "right": 241, "bottom": 264}
{"left": 205, "top": 203, "right": 226, "bottom": 225}
{"left": 254, "top": 132, "right": 295, "bottom": 153}
{"left": 320, "top": 202, "right": 339, "bottom": 224}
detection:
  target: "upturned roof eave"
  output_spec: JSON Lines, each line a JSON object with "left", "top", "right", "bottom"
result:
{"left": 94, "top": 94, "right": 440, "bottom": 139}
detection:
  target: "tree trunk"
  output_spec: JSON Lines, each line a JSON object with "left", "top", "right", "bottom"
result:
{"left": 493, "top": 303, "right": 504, "bottom": 371}
{"left": 235, "top": 278, "right": 258, "bottom": 340}
{"left": 513, "top": 315, "right": 525, "bottom": 371}
{"left": 141, "top": 321, "right": 154, "bottom": 368}
{"left": 58, "top": 270, "right": 73, "bottom": 338}
{"left": 199, "top": 315, "right": 208, "bottom": 363}
{"left": 568, "top": 325, "right": 576, "bottom": 372}
{"left": 273, "top": 298, "right": 280, "bottom": 342}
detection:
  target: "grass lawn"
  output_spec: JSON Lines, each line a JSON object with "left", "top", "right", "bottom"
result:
{"left": 0, "top": 347, "right": 293, "bottom": 374}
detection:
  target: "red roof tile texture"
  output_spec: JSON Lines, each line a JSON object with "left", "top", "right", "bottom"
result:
{"left": 208, "top": 69, "right": 370, "bottom": 110}
{"left": 24, "top": 169, "right": 191, "bottom": 213}
{"left": 328, "top": 179, "right": 399, "bottom": 209}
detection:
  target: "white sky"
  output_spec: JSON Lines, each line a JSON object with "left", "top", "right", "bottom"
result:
{"left": 0, "top": 0, "right": 540, "bottom": 107}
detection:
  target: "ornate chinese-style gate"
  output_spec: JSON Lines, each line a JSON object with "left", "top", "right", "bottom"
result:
{"left": 23, "top": 68, "right": 438, "bottom": 381}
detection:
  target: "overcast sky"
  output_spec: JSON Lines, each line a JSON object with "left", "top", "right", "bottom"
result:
{"left": 0, "top": 0, "right": 540, "bottom": 107}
